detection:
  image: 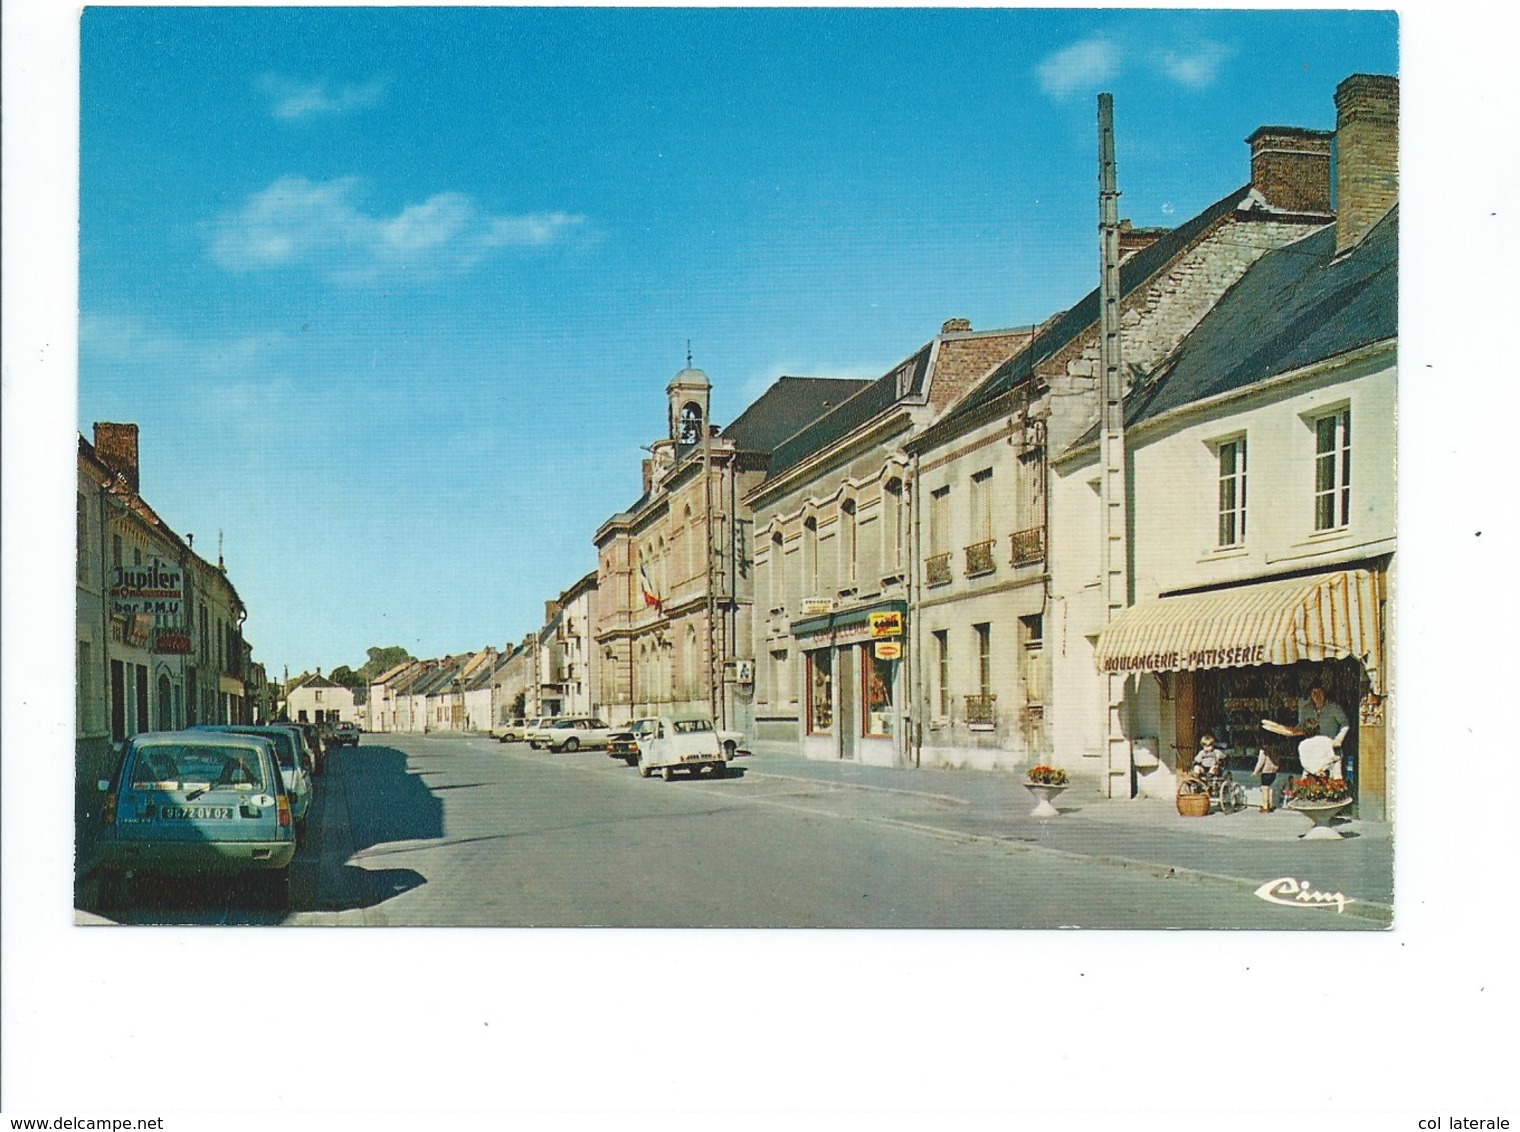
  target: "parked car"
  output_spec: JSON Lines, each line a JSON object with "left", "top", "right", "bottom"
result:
{"left": 195, "top": 724, "right": 312, "bottom": 829}
{"left": 330, "top": 721, "right": 361, "bottom": 747}
{"left": 607, "top": 718, "right": 658, "bottom": 766}
{"left": 293, "top": 722, "right": 327, "bottom": 774}
{"left": 96, "top": 730, "right": 297, "bottom": 907}
{"left": 717, "top": 728, "right": 748, "bottom": 758}
{"left": 544, "top": 717, "right": 612, "bottom": 753}
{"left": 494, "top": 719, "right": 529, "bottom": 743}
{"left": 524, "top": 716, "right": 558, "bottom": 749}
{"left": 634, "top": 713, "right": 730, "bottom": 781}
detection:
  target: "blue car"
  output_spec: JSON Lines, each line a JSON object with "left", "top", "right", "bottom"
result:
{"left": 194, "top": 724, "right": 313, "bottom": 829}
{"left": 96, "top": 730, "right": 297, "bottom": 908}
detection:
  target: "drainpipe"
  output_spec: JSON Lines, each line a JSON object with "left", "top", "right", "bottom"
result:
{"left": 909, "top": 452, "right": 923, "bottom": 768}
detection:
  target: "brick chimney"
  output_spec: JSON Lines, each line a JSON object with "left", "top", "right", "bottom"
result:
{"left": 940, "top": 318, "right": 972, "bottom": 335}
{"left": 545, "top": 599, "right": 562, "bottom": 624}
{"left": 93, "top": 422, "right": 140, "bottom": 493}
{"left": 1246, "top": 126, "right": 1333, "bottom": 213}
{"left": 1334, "top": 73, "right": 1399, "bottom": 256}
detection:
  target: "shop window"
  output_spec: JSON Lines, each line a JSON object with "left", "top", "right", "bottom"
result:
{"left": 863, "top": 651, "right": 894, "bottom": 737}
{"left": 1216, "top": 437, "right": 1247, "bottom": 547}
{"left": 1313, "top": 407, "right": 1352, "bottom": 531}
{"left": 807, "top": 650, "right": 833, "bottom": 734}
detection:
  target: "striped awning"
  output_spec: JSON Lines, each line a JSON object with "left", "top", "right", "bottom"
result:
{"left": 1093, "top": 569, "right": 1384, "bottom": 692}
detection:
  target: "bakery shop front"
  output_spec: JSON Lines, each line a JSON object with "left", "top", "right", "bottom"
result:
{"left": 1093, "top": 565, "right": 1389, "bottom": 819}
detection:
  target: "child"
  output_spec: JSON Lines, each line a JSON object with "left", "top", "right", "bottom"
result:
{"left": 1193, "top": 733, "right": 1223, "bottom": 782}
{"left": 1252, "top": 746, "right": 1281, "bottom": 812}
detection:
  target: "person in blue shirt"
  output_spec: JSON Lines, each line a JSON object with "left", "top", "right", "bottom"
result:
{"left": 1296, "top": 683, "right": 1352, "bottom": 786}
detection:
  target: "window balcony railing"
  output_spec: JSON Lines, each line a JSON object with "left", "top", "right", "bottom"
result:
{"left": 964, "top": 693, "right": 997, "bottom": 727}
{"left": 964, "top": 540, "right": 996, "bottom": 577}
{"left": 1010, "top": 525, "right": 1046, "bottom": 567}
{"left": 925, "top": 552, "right": 953, "bottom": 587}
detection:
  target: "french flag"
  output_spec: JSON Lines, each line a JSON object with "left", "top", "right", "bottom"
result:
{"left": 639, "top": 562, "right": 661, "bottom": 610}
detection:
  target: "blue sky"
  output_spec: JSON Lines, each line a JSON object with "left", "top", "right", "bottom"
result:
{"left": 77, "top": 7, "right": 1398, "bottom": 678}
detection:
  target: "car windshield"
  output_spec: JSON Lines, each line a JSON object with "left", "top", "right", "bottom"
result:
{"left": 224, "top": 728, "right": 296, "bottom": 770}
{"left": 129, "top": 743, "right": 268, "bottom": 792}
{"left": 632, "top": 720, "right": 657, "bottom": 736}
{"left": 673, "top": 719, "right": 714, "bottom": 734}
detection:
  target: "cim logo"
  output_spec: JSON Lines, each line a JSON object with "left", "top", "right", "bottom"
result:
{"left": 1253, "top": 877, "right": 1351, "bottom": 915}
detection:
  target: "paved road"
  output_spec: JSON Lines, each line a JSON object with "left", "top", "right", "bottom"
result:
{"left": 83, "top": 733, "right": 1374, "bottom": 928}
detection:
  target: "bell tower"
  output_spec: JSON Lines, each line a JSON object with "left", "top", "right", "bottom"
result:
{"left": 667, "top": 345, "right": 711, "bottom": 446}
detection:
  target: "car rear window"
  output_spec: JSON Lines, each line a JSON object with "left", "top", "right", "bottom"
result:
{"left": 128, "top": 744, "right": 269, "bottom": 792}
{"left": 673, "top": 719, "right": 714, "bottom": 734}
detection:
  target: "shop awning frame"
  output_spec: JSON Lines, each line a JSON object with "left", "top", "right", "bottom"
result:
{"left": 1093, "top": 568, "right": 1385, "bottom": 692}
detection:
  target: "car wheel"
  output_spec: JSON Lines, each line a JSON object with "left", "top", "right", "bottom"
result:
{"left": 638, "top": 759, "right": 652, "bottom": 778}
{"left": 723, "top": 740, "right": 737, "bottom": 758}
{"left": 662, "top": 765, "right": 674, "bottom": 781}
{"left": 709, "top": 763, "right": 726, "bottom": 778}
{"left": 563, "top": 738, "right": 579, "bottom": 752}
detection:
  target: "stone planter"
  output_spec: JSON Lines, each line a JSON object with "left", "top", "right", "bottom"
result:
{"left": 1024, "top": 781, "right": 1068, "bottom": 818}
{"left": 1288, "top": 798, "right": 1352, "bottom": 839}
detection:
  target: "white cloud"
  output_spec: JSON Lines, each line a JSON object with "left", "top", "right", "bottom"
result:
{"left": 1158, "top": 42, "right": 1234, "bottom": 89}
{"left": 207, "top": 177, "right": 588, "bottom": 282}
{"left": 1036, "top": 38, "right": 1121, "bottom": 99}
{"left": 260, "top": 74, "right": 386, "bottom": 121}
{"left": 79, "top": 312, "right": 276, "bottom": 376}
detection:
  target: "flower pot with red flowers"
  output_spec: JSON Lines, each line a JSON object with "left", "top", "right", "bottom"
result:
{"left": 1024, "top": 765, "right": 1069, "bottom": 818}
{"left": 1283, "top": 774, "right": 1353, "bottom": 839}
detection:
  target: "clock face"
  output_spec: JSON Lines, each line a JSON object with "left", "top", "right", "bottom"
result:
{"left": 679, "top": 402, "right": 703, "bottom": 444}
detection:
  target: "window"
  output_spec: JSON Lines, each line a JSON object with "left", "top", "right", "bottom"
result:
{"left": 807, "top": 650, "right": 833, "bottom": 733}
{"left": 840, "top": 501, "right": 857, "bottom": 588}
{"left": 77, "top": 493, "right": 88, "bottom": 582}
{"left": 1021, "top": 614, "right": 1046, "bottom": 705}
{"left": 929, "top": 487, "right": 950, "bottom": 555}
{"left": 803, "top": 518, "right": 819, "bottom": 595}
{"left": 112, "top": 534, "right": 122, "bottom": 570}
{"left": 934, "top": 630, "right": 950, "bottom": 718}
{"left": 157, "top": 673, "right": 173, "bottom": 730}
{"left": 77, "top": 641, "right": 92, "bottom": 735}
{"left": 134, "top": 664, "right": 149, "bottom": 738}
{"left": 863, "top": 652, "right": 894, "bottom": 737}
{"left": 970, "top": 469, "right": 993, "bottom": 541}
{"left": 975, "top": 623, "right": 992, "bottom": 699}
{"left": 1217, "top": 437, "right": 1247, "bottom": 547}
{"left": 110, "top": 659, "right": 126, "bottom": 742}
{"left": 883, "top": 479, "right": 905, "bottom": 574}
{"left": 1314, "top": 408, "right": 1352, "bottom": 531}
{"left": 770, "top": 533, "right": 784, "bottom": 609}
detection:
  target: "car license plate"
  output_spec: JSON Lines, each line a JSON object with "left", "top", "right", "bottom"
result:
{"left": 159, "top": 805, "right": 234, "bottom": 820}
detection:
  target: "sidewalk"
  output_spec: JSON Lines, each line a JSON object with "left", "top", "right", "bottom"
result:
{"left": 740, "top": 743, "right": 1394, "bottom": 924}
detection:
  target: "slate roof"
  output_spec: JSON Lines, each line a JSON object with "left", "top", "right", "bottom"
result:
{"left": 934, "top": 184, "right": 1256, "bottom": 429}
{"left": 1066, "top": 205, "right": 1396, "bottom": 451}
{"left": 720, "top": 376, "right": 874, "bottom": 455}
{"left": 765, "top": 345, "right": 932, "bottom": 480}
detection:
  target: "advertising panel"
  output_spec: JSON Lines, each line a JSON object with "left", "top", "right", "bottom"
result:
{"left": 109, "top": 555, "right": 188, "bottom": 654}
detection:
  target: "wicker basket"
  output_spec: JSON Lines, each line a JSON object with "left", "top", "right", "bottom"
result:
{"left": 1176, "top": 791, "right": 1211, "bottom": 818}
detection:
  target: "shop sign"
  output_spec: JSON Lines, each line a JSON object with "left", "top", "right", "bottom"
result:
{"left": 868, "top": 611, "right": 903, "bottom": 639}
{"left": 734, "top": 659, "right": 754, "bottom": 689}
{"left": 154, "top": 630, "right": 192, "bottom": 655}
{"left": 874, "top": 640, "right": 902, "bottom": 660}
{"left": 110, "top": 555, "right": 187, "bottom": 648}
{"left": 1099, "top": 644, "right": 1267, "bottom": 673}
{"left": 800, "top": 598, "right": 834, "bottom": 616}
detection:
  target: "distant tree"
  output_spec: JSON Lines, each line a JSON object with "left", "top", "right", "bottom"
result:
{"left": 329, "top": 665, "right": 366, "bottom": 689}
{"left": 358, "top": 645, "right": 416, "bottom": 682}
